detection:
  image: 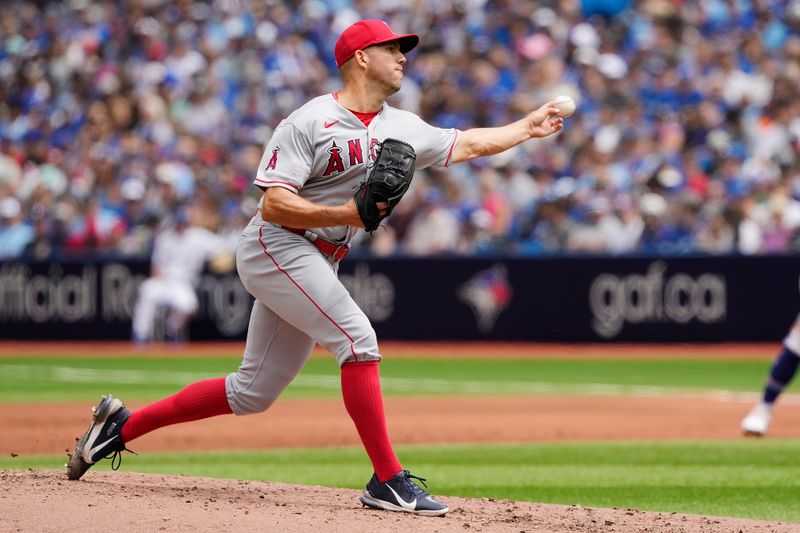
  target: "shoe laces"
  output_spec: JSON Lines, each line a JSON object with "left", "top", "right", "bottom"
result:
{"left": 106, "top": 446, "right": 136, "bottom": 471}
{"left": 399, "top": 470, "right": 430, "bottom": 498}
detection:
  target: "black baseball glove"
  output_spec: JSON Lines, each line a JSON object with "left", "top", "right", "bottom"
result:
{"left": 354, "top": 138, "right": 416, "bottom": 232}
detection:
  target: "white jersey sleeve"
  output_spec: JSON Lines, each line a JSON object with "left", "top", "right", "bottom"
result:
{"left": 253, "top": 120, "right": 313, "bottom": 193}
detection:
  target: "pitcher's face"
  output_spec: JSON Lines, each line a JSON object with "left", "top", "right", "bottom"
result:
{"left": 363, "top": 41, "right": 406, "bottom": 95}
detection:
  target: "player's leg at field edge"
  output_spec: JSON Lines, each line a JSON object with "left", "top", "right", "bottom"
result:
{"left": 742, "top": 316, "right": 800, "bottom": 435}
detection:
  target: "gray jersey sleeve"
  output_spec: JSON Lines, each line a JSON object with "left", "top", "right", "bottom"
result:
{"left": 404, "top": 113, "right": 460, "bottom": 170}
{"left": 253, "top": 121, "right": 313, "bottom": 193}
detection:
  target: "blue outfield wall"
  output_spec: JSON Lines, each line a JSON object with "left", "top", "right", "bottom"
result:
{"left": 0, "top": 255, "right": 798, "bottom": 342}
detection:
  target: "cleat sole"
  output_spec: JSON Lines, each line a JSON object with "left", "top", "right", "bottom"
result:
{"left": 360, "top": 494, "right": 448, "bottom": 517}
{"left": 66, "top": 451, "right": 91, "bottom": 480}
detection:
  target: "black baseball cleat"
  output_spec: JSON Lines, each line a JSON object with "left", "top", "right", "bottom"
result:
{"left": 360, "top": 470, "right": 449, "bottom": 516}
{"left": 66, "top": 394, "right": 133, "bottom": 480}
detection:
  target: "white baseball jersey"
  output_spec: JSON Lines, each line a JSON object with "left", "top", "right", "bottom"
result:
{"left": 151, "top": 226, "right": 227, "bottom": 286}
{"left": 132, "top": 225, "right": 226, "bottom": 343}
{"left": 252, "top": 93, "right": 460, "bottom": 242}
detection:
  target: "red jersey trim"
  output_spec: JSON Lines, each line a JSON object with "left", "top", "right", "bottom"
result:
{"left": 254, "top": 178, "right": 300, "bottom": 192}
{"left": 444, "top": 130, "right": 460, "bottom": 167}
{"left": 332, "top": 92, "right": 380, "bottom": 127}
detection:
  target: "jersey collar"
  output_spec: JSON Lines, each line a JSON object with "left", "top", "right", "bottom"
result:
{"left": 331, "top": 92, "right": 386, "bottom": 127}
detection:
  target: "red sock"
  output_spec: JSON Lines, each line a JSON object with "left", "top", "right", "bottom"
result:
{"left": 341, "top": 361, "right": 403, "bottom": 482}
{"left": 120, "top": 377, "right": 232, "bottom": 443}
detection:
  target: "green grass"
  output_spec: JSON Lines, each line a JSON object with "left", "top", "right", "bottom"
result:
{"left": 5, "top": 439, "right": 799, "bottom": 523}
{"left": 0, "top": 356, "right": 780, "bottom": 403}
{"left": 2, "top": 349, "right": 797, "bottom": 522}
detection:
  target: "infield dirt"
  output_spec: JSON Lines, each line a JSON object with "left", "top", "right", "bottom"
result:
{"left": 4, "top": 470, "right": 798, "bottom": 533}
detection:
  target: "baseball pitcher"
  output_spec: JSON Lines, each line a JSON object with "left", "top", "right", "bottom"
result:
{"left": 67, "top": 19, "right": 564, "bottom": 516}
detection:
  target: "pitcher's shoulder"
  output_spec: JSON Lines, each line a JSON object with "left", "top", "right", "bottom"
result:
{"left": 382, "top": 103, "right": 420, "bottom": 120}
{"left": 380, "top": 105, "right": 430, "bottom": 130}
{"left": 288, "top": 94, "right": 337, "bottom": 120}
{"left": 280, "top": 94, "right": 338, "bottom": 133}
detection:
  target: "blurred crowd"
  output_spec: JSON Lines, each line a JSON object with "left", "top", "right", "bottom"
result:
{"left": 1, "top": 0, "right": 800, "bottom": 260}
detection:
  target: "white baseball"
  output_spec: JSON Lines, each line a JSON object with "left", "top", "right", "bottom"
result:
{"left": 552, "top": 95, "right": 576, "bottom": 118}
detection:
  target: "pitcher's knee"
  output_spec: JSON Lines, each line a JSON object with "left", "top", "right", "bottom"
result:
{"left": 225, "top": 372, "right": 279, "bottom": 415}
{"left": 336, "top": 329, "right": 381, "bottom": 366}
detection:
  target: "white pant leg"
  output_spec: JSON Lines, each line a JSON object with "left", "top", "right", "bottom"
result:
{"left": 226, "top": 300, "right": 316, "bottom": 415}
{"left": 165, "top": 283, "right": 199, "bottom": 315}
{"left": 163, "top": 283, "right": 199, "bottom": 340}
{"left": 784, "top": 313, "right": 800, "bottom": 355}
{"left": 788, "top": 279, "right": 800, "bottom": 354}
{"left": 236, "top": 222, "right": 380, "bottom": 367}
{"left": 132, "top": 278, "right": 198, "bottom": 342}
{"left": 132, "top": 278, "right": 167, "bottom": 342}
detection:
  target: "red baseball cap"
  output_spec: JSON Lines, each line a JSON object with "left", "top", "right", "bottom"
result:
{"left": 334, "top": 20, "right": 419, "bottom": 68}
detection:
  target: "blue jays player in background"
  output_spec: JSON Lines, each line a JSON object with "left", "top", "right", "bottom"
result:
{"left": 741, "top": 279, "right": 800, "bottom": 435}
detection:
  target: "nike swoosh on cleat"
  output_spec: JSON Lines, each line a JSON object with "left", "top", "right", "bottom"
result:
{"left": 88, "top": 436, "right": 117, "bottom": 459}
{"left": 386, "top": 485, "right": 417, "bottom": 511}
{"left": 324, "top": 120, "right": 339, "bottom": 128}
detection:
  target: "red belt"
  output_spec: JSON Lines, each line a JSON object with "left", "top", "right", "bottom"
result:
{"left": 282, "top": 226, "right": 350, "bottom": 261}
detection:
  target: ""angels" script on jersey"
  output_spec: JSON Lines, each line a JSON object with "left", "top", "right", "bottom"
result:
{"left": 322, "top": 139, "right": 381, "bottom": 176}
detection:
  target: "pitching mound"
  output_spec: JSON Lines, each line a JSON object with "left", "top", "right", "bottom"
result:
{"left": 3, "top": 470, "right": 794, "bottom": 532}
